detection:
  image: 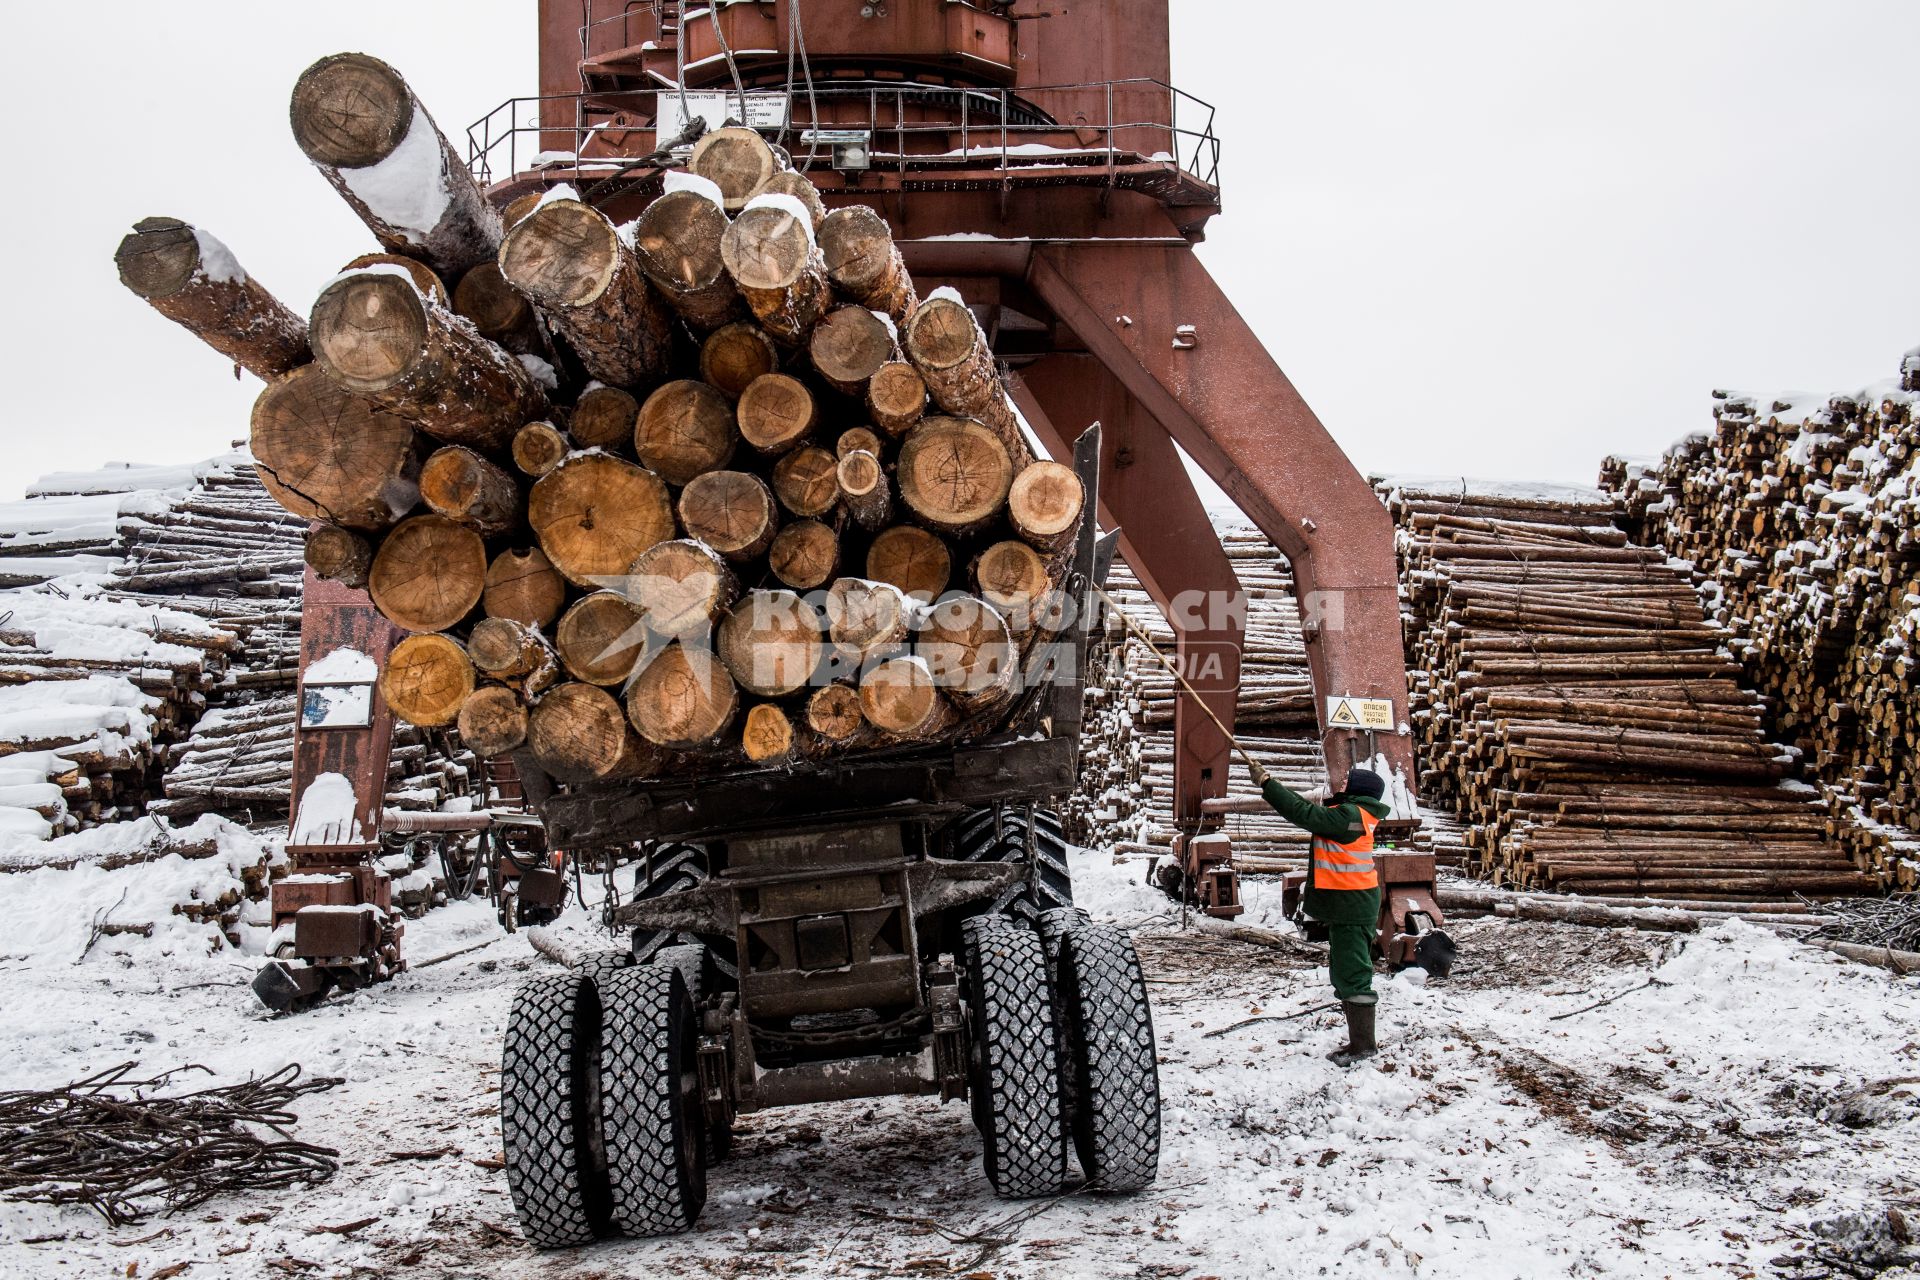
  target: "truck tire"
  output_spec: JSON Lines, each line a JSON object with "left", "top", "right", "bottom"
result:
{"left": 1056, "top": 921, "right": 1160, "bottom": 1191}
{"left": 580, "top": 948, "right": 633, "bottom": 994}
{"left": 948, "top": 808, "right": 1074, "bottom": 924}
{"left": 501, "top": 971, "right": 609, "bottom": 1248}
{"left": 649, "top": 942, "right": 734, "bottom": 1162}
{"left": 627, "top": 844, "right": 739, "bottom": 984}
{"left": 598, "top": 964, "right": 706, "bottom": 1237}
{"left": 963, "top": 919, "right": 1070, "bottom": 1197}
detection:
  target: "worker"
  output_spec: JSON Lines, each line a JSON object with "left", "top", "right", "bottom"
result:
{"left": 1247, "top": 761, "right": 1390, "bottom": 1066}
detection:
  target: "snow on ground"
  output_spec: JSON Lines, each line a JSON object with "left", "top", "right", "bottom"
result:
{"left": 3, "top": 850, "right": 1919, "bottom": 1278}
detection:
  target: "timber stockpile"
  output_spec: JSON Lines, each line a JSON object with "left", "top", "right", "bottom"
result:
{"left": 1068, "top": 522, "right": 1470, "bottom": 873}
{"left": 1603, "top": 347, "right": 1920, "bottom": 889}
{"left": 127, "top": 53, "right": 1089, "bottom": 786}
{"left": 1382, "top": 475, "right": 1879, "bottom": 901}
{"left": 0, "top": 455, "right": 479, "bottom": 852}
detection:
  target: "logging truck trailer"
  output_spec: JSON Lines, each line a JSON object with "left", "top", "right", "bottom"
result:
{"left": 491, "top": 429, "right": 1161, "bottom": 1246}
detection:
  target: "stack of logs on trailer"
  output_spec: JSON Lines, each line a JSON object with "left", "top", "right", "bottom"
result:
{"left": 120, "top": 54, "right": 1087, "bottom": 781}
{"left": 1604, "top": 348, "right": 1920, "bottom": 889}
{"left": 1383, "top": 476, "right": 1881, "bottom": 900}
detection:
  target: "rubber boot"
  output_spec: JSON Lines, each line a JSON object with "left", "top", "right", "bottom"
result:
{"left": 1327, "top": 998, "right": 1377, "bottom": 1067}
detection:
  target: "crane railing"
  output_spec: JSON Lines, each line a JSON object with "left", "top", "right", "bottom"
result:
{"left": 465, "top": 78, "right": 1220, "bottom": 198}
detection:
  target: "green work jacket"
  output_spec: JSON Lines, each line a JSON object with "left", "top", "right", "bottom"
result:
{"left": 1260, "top": 778, "right": 1391, "bottom": 925}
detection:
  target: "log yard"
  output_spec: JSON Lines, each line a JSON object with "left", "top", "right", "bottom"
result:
{"left": 0, "top": 3, "right": 1916, "bottom": 1277}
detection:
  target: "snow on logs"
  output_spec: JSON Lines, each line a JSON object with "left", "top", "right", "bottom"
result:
{"left": 114, "top": 218, "right": 309, "bottom": 380}
{"left": 289, "top": 52, "right": 502, "bottom": 278}
{"left": 127, "top": 63, "right": 1087, "bottom": 786}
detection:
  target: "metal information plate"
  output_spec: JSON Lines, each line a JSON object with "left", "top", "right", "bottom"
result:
{"left": 1325, "top": 695, "right": 1395, "bottom": 730}
{"left": 656, "top": 90, "right": 790, "bottom": 137}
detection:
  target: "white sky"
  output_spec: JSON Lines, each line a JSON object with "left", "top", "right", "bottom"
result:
{"left": 2, "top": 2, "right": 1914, "bottom": 499}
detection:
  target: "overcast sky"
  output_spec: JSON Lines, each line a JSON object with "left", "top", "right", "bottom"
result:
{"left": 3, "top": 2, "right": 1914, "bottom": 499}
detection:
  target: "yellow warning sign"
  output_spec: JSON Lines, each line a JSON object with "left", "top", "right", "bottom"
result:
{"left": 1325, "top": 696, "right": 1395, "bottom": 731}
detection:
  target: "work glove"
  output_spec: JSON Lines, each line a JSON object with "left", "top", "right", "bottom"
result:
{"left": 1248, "top": 760, "right": 1271, "bottom": 788}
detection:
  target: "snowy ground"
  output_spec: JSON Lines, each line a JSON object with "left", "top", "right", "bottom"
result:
{"left": 4, "top": 851, "right": 1920, "bottom": 1279}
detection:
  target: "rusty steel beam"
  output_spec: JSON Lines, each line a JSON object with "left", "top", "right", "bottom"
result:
{"left": 1026, "top": 245, "right": 1414, "bottom": 793}
{"left": 1009, "top": 356, "right": 1244, "bottom": 827}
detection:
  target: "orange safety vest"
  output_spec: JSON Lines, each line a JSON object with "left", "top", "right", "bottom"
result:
{"left": 1311, "top": 809, "right": 1380, "bottom": 892}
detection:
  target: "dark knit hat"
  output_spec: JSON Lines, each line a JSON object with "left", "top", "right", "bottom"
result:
{"left": 1344, "top": 767, "right": 1387, "bottom": 801}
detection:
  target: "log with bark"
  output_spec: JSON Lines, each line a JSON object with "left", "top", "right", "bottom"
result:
{"left": 289, "top": 53, "right": 502, "bottom": 277}
{"left": 720, "top": 196, "right": 832, "bottom": 345}
{"left": 250, "top": 365, "right": 419, "bottom": 531}
{"left": 631, "top": 186, "right": 744, "bottom": 331}
{"left": 116, "top": 218, "right": 309, "bottom": 380}
{"left": 635, "top": 381, "right": 737, "bottom": 485}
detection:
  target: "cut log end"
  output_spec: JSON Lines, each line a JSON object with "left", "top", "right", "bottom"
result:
{"left": 627, "top": 644, "right": 739, "bottom": 750}
{"left": 381, "top": 633, "right": 474, "bottom": 728}
{"left": 737, "top": 373, "right": 817, "bottom": 455}
{"left": 290, "top": 52, "right": 413, "bottom": 168}
{"left": 769, "top": 519, "right": 839, "bottom": 590}
{"left": 973, "top": 540, "right": 1052, "bottom": 622}
{"left": 309, "top": 270, "right": 431, "bottom": 392}
{"left": 897, "top": 417, "right": 1014, "bottom": 534}
{"left": 700, "top": 323, "right": 780, "bottom": 400}
{"left": 627, "top": 538, "right": 740, "bottom": 639}
{"left": 772, "top": 446, "right": 841, "bottom": 519}
{"left": 531, "top": 682, "right": 645, "bottom": 781}
{"left": 344, "top": 253, "right": 448, "bottom": 307}
{"left": 456, "top": 684, "right": 529, "bottom": 757}
{"left": 635, "top": 380, "right": 738, "bottom": 485}
{"left": 512, "top": 421, "right": 572, "bottom": 477}
{"left": 498, "top": 199, "right": 622, "bottom": 308}
{"left": 692, "top": 127, "right": 778, "bottom": 211}
{"left": 867, "top": 362, "right": 929, "bottom": 436}
{"left": 826, "top": 577, "right": 914, "bottom": 664}
{"left": 368, "top": 514, "right": 487, "bottom": 633}
{"left": 718, "top": 589, "right": 825, "bottom": 697}
{"left": 483, "top": 546, "right": 567, "bottom": 629}
{"left": 115, "top": 217, "right": 208, "bottom": 299}
{"left": 866, "top": 525, "right": 951, "bottom": 602}
{"left": 555, "top": 591, "right": 646, "bottom": 686}
{"left": 741, "top": 703, "right": 796, "bottom": 763}
{"left": 419, "top": 446, "right": 521, "bottom": 536}
{"left": 529, "top": 453, "right": 677, "bottom": 586}
{"left": 806, "top": 683, "right": 866, "bottom": 741}
{"left": 1009, "top": 460, "right": 1086, "bottom": 549}
{"left": 304, "top": 525, "right": 373, "bottom": 589}
{"left": 810, "top": 306, "right": 895, "bottom": 394}
{"left": 859, "top": 656, "right": 957, "bottom": 740}
{"left": 251, "top": 365, "right": 418, "bottom": 532}
{"left": 721, "top": 203, "right": 818, "bottom": 293}
{"left": 679, "top": 471, "right": 778, "bottom": 561}
{"left": 570, "top": 384, "right": 639, "bottom": 450}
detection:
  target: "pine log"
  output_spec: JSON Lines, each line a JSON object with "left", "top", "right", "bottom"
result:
{"left": 859, "top": 656, "right": 958, "bottom": 740}
{"left": 289, "top": 53, "right": 502, "bottom": 277}
{"left": 627, "top": 539, "right": 740, "bottom": 639}
{"left": 819, "top": 205, "right": 915, "bottom": 322}
{"left": 717, "top": 589, "right": 825, "bottom": 697}
{"left": 531, "top": 682, "right": 658, "bottom": 782}
{"left": 771, "top": 446, "right": 841, "bottom": 518}
{"left": 115, "top": 217, "right": 309, "bottom": 380}
{"left": 1008, "top": 460, "right": 1085, "bottom": 552}
{"left": 529, "top": 453, "right": 677, "bottom": 586}
{"left": 720, "top": 198, "right": 831, "bottom": 345}
{"left": 838, "top": 427, "right": 883, "bottom": 459}
{"left": 809, "top": 306, "right": 896, "bottom": 396}
{"left": 699, "top": 322, "right": 780, "bottom": 400}
{"left": 555, "top": 591, "right": 647, "bottom": 686}
{"left": 419, "top": 446, "right": 521, "bottom": 536}
{"left": 837, "top": 449, "right": 892, "bottom": 530}
{"left": 903, "top": 297, "right": 1030, "bottom": 464}
{"left": 737, "top": 373, "right": 818, "bottom": 455}
{"left": 308, "top": 268, "right": 546, "bottom": 451}
{"left": 896, "top": 417, "right": 1015, "bottom": 535}
{"left": 380, "top": 633, "right": 474, "bottom": 727}
{"left": 679, "top": 471, "right": 778, "bottom": 561}
{"left": 511, "top": 421, "right": 572, "bottom": 477}
{"left": 825, "top": 578, "right": 916, "bottom": 666}
{"left": 627, "top": 644, "right": 739, "bottom": 750}
{"left": 368, "top": 514, "right": 488, "bottom": 633}
{"left": 498, "top": 196, "right": 674, "bottom": 388}
{"left": 691, "top": 127, "right": 778, "bottom": 211}
{"left": 343, "top": 252, "right": 448, "bottom": 306}
{"left": 250, "top": 364, "right": 420, "bottom": 531}
{"left": 483, "top": 546, "right": 567, "bottom": 628}
{"left": 973, "top": 540, "right": 1055, "bottom": 628}
{"left": 750, "top": 172, "right": 827, "bottom": 229}
{"left": 631, "top": 188, "right": 743, "bottom": 331}
{"left": 452, "top": 260, "right": 544, "bottom": 354}
{"left": 866, "top": 525, "right": 951, "bottom": 602}
{"left": 467, "top": 617, "right": 561, "bottom": 695}
{"left": 635, "top": 380, "right": 738, "bottom": 485}
{"left": 457, "top": 684, "right": 529, "bottom": 757}
{"left": 741, "top": 703, "right": 796, "bottom": 763}
{"left": 768, "top": 519, "right": 840, "bottom": 590}
{"left": 304, "top": 525, "right": 373, "bottom": 589}
{"left": 570, "top": 384, "right": 638, "bottom": 450}
{"left": 868, "top": 362, "right": 928, "bottom": 437}
{"left": 921, "top": 594, "right": 1017, "bottom": 711}
{"left": 805, "top": 682, "right": 867, "bottom": 742}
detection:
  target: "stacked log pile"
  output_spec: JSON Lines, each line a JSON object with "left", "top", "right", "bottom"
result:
{"left": 1068, "top": 525, "right": 1466, "bottom": 869}
{"left": 0, "top": 456, "right": 475, "bottom": 844}
{"left": 1383, "top": 476, "right": 1878, "bottom": 899}
{"left": 1603, "top": 348, "right": 1920, "bottom": 888}
{"left": 131, "top": 54, "right": 1089, "bottom": 786}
